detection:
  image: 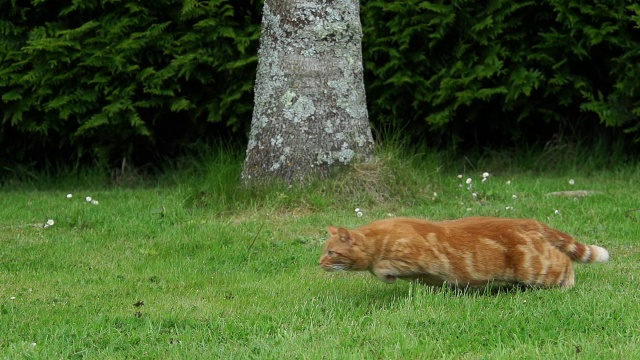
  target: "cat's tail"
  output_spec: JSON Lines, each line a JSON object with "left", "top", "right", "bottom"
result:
{"left": 544, "top": 226, "right": 610, "bottom": 263}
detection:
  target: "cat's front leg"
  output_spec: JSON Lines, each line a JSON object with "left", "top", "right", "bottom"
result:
{"left": 371, "top": 261, "right": 400, "bottom": 283}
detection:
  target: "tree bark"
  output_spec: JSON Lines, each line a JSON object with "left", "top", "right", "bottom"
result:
{"left": 242, "top": 0, "right": 374, "bottom": 185}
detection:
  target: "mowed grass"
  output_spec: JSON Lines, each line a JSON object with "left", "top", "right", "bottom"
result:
{"left": 1, "top": 146, "right": 639, "bottom": 359}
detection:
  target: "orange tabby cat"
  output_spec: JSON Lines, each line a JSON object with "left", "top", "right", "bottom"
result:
{"left": 319, "top": 217, "right": 609, "bottom": 289}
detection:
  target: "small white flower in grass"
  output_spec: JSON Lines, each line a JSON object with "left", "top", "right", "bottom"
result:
{"left": 472, "top": 192, "right": 478, "bottom": 198}
{"left": 512, "top": 194, "right": 518, "bottom": 199}
{"left": 554, "top": 209, "right": 561, "bottom": 215}
{"left": 433, "top": 192, "right": 438, "bottom": 197}
{"left": 482, "top": 172, "right": 490, "bottom": 178}
{"left": 10, "top": 296, "right": 15, "bottom": 301}
{"left": 568, "top": 179, "right": 575, "bottom": 185}
{"left": 85, "top": 196, "right": 92, "bottom": 202}
{"left": 91, "top": 200, "right": 99, "bottom": 205}
{"left": 506, "top": 206, "right": 514, "bottom": 210}
{"left": 506, "top": 180, "right": 511, "bottom": 185}
{"left": 30, "top": 342, "right": 36, "bottom": 348}
{"left": 457, "top": 174, "right": 463, "bottom": 179}
{"left": 66, "top": 193, "right": 72, "bottom": 199}
{"left": 466, "top": 178, "right": 472, "bottom": 184}
{"left": 355, "top": 208, "right": 363, "bottom": 217}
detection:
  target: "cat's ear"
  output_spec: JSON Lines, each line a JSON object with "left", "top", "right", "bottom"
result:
{"left": 337, "top": 227, "right": 355, "bottom": 245}
{"left": 327, "top": 226, "right": 339, "bottom": 236}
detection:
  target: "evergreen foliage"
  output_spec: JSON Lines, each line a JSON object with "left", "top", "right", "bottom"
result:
{"left": 0, "top": 0, "right": 638, "bottom": 170}
{"left": 0, "top": 0, "right": 261, "bottom": 168}
{"left": 361, "top": 0, "right": 640, "bottom": 145}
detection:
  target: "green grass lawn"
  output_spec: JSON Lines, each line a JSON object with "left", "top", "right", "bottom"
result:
{"left": 1, "top": 148, "right": 639, "bottom": 359}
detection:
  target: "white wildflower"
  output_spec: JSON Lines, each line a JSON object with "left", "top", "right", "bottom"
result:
{"left": 472, "top": 192, "right": 478, "bottom": 198}
{"left": 554, "top": 209, "right": 561, "bottom": 215}
{"left": 506, "top": 180, "right": 511, "bottom": 185}
{"left": 91, "top": 200, "right": 99, "bottom": 205}
{"left": 10, "top": 296, "right": 15, "bottom": 301}
{"left": 457, "top": 174, "right": 463, "bottom": 179}
{"left": 43, "top": 219, "right": 55, "bottom": 229}
{"left": 85, "top": 196, "right": 92, "bottom": 202}
{"left": 356, "top": 211, "right": 363, "bottom": 218}
{"left": 466, "top": 178, "right": 473, "bottom": 184}
{"left": 512, "top": 194, "right": 518, "bottom": 199}
{"left": 66, "top": 194, "right": 73, "bottom": 199}
{"left": 506, "top": 206, "right": 514, "bottom": 210}
{"left": 568, "top": 179, "right": 575, "bottom": 185}
{"left": 482, "top": 172, "right": 490, "bottom": 178}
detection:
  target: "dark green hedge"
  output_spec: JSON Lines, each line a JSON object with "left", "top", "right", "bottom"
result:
{"left": 361, "top": 0, "right": 640, "bottom": 145}
{"left": 0, "top": 0, "right": 261, "bottom": 168}
{"left": 1, "top": 0, "right": 638, "bottom": 170}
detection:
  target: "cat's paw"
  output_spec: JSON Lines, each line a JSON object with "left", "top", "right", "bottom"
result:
{"left": 373, "top": 270, "right": 398, "bottom": 283}
{"left": 383, "top": 274, "right": 397, "bottom": 283}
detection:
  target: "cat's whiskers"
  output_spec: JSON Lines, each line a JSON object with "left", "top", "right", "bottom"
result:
{"left": 330, "top": 264, "right": 348, "bottom": 271}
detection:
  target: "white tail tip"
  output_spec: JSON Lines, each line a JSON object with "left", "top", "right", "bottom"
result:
{"left": 591, "top": 246, "right": 609, "bottom": 262}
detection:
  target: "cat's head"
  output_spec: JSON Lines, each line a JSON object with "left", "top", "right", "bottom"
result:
{"left": 319, "top": 226, "right": 370, "bottom": 272}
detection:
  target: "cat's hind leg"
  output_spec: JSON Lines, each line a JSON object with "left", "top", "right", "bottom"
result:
{"left": 516, "top": 252, "right": 575, "bottom": 289}
{"left": 543, "top": 250, "right": 575, "bottom": 288}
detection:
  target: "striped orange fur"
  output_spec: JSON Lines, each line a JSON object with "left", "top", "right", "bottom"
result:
{"left": 319, "top": 217, "right": 609, "bottom": 289}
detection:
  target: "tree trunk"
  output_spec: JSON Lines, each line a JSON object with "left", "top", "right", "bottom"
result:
{"left": 241, "top": 0, "right": 374, "bottom": 185}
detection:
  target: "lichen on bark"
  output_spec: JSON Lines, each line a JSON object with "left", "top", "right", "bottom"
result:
{"left": 242, "top": 0, "right": 374, "bottom": 185}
